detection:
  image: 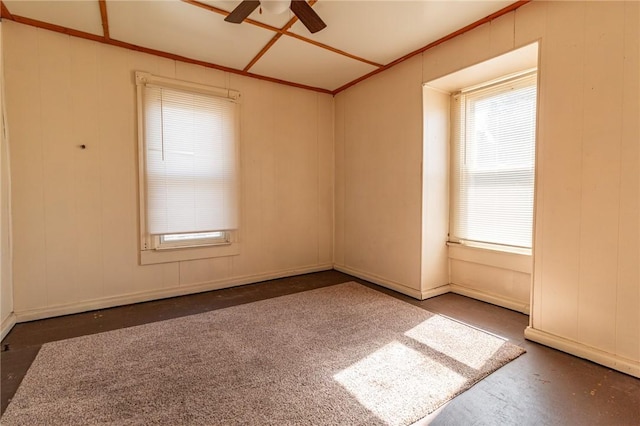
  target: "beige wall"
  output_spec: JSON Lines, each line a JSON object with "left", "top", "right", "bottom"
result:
{"left": 0, "top": 20, "right": 15, "bottom": 336}
{"left": 335, "top": 1, "right": 639, "bottom": 375}
{"left": 0, "top": 130, "right": 11, "bottom": 335}
{"left": 448, "top": 245, "right": 531, "bottom": 314}
{"left": 421, "top": 87, "right": 449, "bottom": 296}
{"left": 528, "top": 0, "right": 638, "bottom": 374}
{"left": 334, "top": 56, "right": 424, "bottom": 298}
{"left": 3, "top": 21, "right": 333, "bottom": 320}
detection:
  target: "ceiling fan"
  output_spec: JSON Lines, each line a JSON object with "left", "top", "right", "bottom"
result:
{"left": 225, "top": 0, "right": 327, "bottom": 34}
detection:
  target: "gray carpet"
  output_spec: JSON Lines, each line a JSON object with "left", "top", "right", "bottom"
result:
{"left": 2, "top": 282, "right": 525, "bottom": 425}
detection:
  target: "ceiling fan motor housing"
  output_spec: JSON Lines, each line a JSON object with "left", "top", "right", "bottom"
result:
{"left": 260, "top": 0, "right": 291, "bottom": 15}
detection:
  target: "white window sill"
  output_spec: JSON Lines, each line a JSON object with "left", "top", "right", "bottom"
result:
{"left": 448, "top": 240, "right": 531, "bottom": 256}
{"left": 140, "top": 242, "right": 240, "bottom": 265}
{"left": 447, "top": 242, "right": 532, "bottom": 274}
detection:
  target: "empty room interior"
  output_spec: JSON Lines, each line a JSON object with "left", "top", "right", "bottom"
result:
{"left": 0, "top": 0, "right": 638, "bottom": 424}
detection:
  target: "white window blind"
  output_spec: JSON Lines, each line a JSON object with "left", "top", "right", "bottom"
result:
{"left": 142, "top": 83, "right": 239, "bottom": 237}
{"left": 450, "top": 72, "right": 537, "bottom": 249}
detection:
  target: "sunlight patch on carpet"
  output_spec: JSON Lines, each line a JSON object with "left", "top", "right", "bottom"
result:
{"left": 404, "top": 315, "right": 506, "bottom": 370}
{"left": 334, "top": 341, "right": 466, "bottom": 425}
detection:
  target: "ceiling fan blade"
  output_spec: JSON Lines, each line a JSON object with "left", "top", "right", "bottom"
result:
{"left": 225, "top": 0, "right": 260, "bottom": 24}
{"left": 290, "top": 0, "right": 326, "bottom": 34}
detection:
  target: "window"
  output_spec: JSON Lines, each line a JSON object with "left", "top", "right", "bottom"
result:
{"left": 450, "top": 71, "right": 537, "bottom": 251}
{"left": 136, "top": 72, "right": 240, "bottom": 261}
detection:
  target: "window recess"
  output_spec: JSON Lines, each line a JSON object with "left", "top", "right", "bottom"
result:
{"left": 450, "top": 71, "right": 537, "bottom": 252}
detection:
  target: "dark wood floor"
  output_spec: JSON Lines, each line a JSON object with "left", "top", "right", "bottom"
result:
{"left": 2, "top": 270, "right": 639, "bottom": 424}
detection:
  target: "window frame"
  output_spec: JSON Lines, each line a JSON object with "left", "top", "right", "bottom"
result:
{"left": 154, "top": 231, "right": 231, "bottom": 250}
{"left": 135, "top": 71, "right": 241, "bottom": 264}
{"left": 449, "top": 70, "right": 538, "bottom": 253}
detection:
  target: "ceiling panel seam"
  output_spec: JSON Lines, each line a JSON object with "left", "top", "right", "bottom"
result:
{"left": 0, "top": 10, "right": 333, "bottom": 94}
{"left": 244, "top": 33, "right": 283, "bottom": 72}
{"left": 181, "top": 0, "right": 281, "bottom": 33}
{"left": 98, "top": 0, "right": 109, "bottom": 39}
{"left": 181, "top": 0, "right": 383, "bottom": 71}
{"left": 283, "top": 31, "right": 383, "bottom": 68}
{"left": 243, "top": 3, "right": 302, "bottom": 72}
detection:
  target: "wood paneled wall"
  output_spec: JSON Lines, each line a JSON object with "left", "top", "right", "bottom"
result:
{"left": 0, "top": 20, "right": 14, "bottom": 334}
{"left": 335, "top": 1, "right": 639, "bottom": 373}
{"left": 334, "top": 56, "right": 424, "bottom": 298}
{"left": 3, "top": 20, "right": 334, "bottom": 319}
{"left": 531, "top": 0, "right": 638, "bottom": 363}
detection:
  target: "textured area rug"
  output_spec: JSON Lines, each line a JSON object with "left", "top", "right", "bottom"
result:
{"left": 2, "top": 282, "right": 524, "bottom": 425}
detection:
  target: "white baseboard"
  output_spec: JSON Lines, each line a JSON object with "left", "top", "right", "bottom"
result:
{"left": 449, "top": 283, "right": 530, "bottom": 314}
{"left": 334, "top": 264, "right": 424, "bottom": 300}
{"left": 333, "top": 265, "right": 529, "bottom": 312}
{"left": 1, "top": 313, "right": 16, "bottom": 340}
{"left": 14, "top": 263, "right": 333, "bottom": 323}
{"left": 525, "top": 327, "right": 640, "bottom": 379}
{"left": 421, "top": 284, "right": 452, "bottom": 300}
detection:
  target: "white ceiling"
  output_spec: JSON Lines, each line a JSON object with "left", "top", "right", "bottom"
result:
{"left": 4, "top": 0, "right": 516, "bottom": 92}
